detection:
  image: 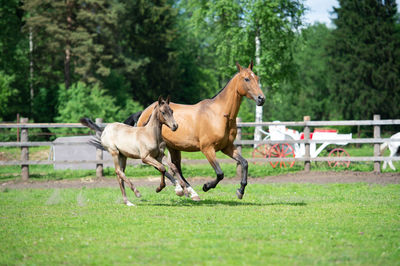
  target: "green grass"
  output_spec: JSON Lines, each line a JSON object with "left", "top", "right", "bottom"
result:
{"left": 0, "top": 183, "right": 399, "bottom": 265}
{"left": 0, "top": 145, "right": 398, "bottom": 182}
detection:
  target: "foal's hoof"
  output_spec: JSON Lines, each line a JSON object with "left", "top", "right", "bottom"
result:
{"left": 202, "top": 184, "right": 210, "bottom": 192}
{"left": 236, "top": 189, "right": 244, "bottom": 200}
{"left": 191, "top": 195, "right": 201, "bottom": 201}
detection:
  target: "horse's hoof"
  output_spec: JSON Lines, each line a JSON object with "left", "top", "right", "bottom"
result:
{"left": 202, "top": 184, "right": 209, "bottom": 192}
{"left": 191, "top": 195, "right": 201, "bottom": 201}
{"left": 236, "top": 189, "right": 244, "bottom": 200}
{"left": 156, "top": 187, "right": 161, "bottom": 193}
{"left": 175, "top": 190, "right": 184, "bottom": 197}
{"left": 135, "top": 192, "right": 142, "bottom": 198}
{"left": 183, "top": 187, "right": 190, "bottom": 198}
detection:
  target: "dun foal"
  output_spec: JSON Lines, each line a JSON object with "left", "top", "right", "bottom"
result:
{"left": 81, "top": 96, "right": 186, "bottom": 206}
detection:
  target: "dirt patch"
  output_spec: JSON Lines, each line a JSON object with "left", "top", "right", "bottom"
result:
{"left": 1, "top": 171, "right": 399, "bottom": 190}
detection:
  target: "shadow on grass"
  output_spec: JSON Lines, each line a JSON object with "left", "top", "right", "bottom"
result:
{"left": 139, "top": 198, "right": 307, "bottom": 207}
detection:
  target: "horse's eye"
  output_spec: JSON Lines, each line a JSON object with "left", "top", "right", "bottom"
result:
{"left": 244, "top": 78, "right": 250, "bottom": 82}
{"left": 162, "top": 111, "right": 165, "bottom": 115}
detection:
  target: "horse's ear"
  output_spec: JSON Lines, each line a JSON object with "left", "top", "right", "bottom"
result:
{"left": 166, "top": 95, "right": 170, "bottom": 104}
{"left": 158, "top": 95, "right": 163, "bottom": 105}
{"left": 248, "top": 60, "right": 254, "bottom": 70}
{"left": 236, "top": 61, "right": 242, "bottom": 72}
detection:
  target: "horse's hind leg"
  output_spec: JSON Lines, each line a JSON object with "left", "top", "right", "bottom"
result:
{"left": 168, "top": 148, "right": 200, "bottom": 201}
{"left": 111, "top": 151, "right": 134, "bottom": 206}
{"left": 118, "top": 155, "right": 141, "bottom": 198}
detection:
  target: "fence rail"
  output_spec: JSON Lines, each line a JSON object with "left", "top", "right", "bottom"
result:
{"left": 1, "top": 115, "right": 399, "bottom": 179}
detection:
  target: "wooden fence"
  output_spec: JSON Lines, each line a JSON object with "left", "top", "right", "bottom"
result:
{"left": 1, "top": 115, "right": 400, "bottom": 180}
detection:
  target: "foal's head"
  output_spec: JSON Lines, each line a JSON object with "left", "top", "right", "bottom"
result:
{"left": 235, "top": 61, "right": 265, "bottom": 106}
{"left": 156, "top": 96, "right": 178, "bottom": 131}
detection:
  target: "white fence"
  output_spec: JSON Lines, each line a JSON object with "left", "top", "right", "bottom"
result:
{"left": 1, "top": 115, "right": 400, "bottom": 179}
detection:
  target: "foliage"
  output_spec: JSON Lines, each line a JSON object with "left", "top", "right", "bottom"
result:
{"left": 0, "top": 184, "right": 399, "bottom": 264}
{"left": 271, "top": 23, "right": 332, "bottom": 121}
{"left": 0, "top": 72, "right": 17, "bottom": 120}
{"left": 22, "top": 0, "right": 117, "bottom": 88}
{"left": 327, "top": 0, "right": 400, "bottom": 120}
{"left": 1, "top": 0, "right": 400, "bottom": 124}
{"left": 179, "top": 0, "right": 305, "bottom": 96}
{"left": 56, "top": 82, "right": 142, "bottom": 124}
{"left": 0, "top": 0, "right": 29, "bottom": 121}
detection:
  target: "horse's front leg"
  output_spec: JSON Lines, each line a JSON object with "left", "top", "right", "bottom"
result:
{"left": 202, "top": 147, "right": 224, "bottom": 192}
{"left": 222, "top": 144, "right": 248, "bottom": 199}
{"left": 168, "top": 148, "right": 200, "bottom": 200}
{"left": 161, "top": 155, "right": 184, "bottom": 197}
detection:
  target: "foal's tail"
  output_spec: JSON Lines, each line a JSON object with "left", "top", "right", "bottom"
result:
{"left": 80, "top": 118, "right": 105, "bottom": 151}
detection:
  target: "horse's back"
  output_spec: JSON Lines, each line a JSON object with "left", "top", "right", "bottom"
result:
{"left": 137, "top": 100, "right": 231, "bottom": 152}
{"left": 101, "top": 123, "right": 142, "bottom": 157}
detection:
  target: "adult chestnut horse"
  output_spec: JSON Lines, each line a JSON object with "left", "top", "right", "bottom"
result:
{"left": 130, "top": 61, "right": 265, "bottom": 199}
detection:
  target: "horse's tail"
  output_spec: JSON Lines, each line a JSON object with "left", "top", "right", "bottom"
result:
{"left": 80, "top": 118, "right": 105, "bottom": 151}
{"left": 123, "top": 111, "right": 143, "bottom": 127}
{"left": 379, "top": 142, "right": 388, "bottom": 156}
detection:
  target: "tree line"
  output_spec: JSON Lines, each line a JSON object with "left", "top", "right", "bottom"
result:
{"left": 0, "top": 0, "right": 399, "bottom": 126}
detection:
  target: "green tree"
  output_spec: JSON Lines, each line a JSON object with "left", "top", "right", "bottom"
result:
{"left": 272, "top": 23, "right": 332, "bottom": 121}
{"left": 55, "top": 82, "right": 142, "bottom": 129}
{"left": 23, "top": 0, "right": 116, "bottom": 90}
{"left": 0, "top": 0, "right": 29, "bottom": 121}
{"left": 112, "top": 0, "right": 186, "bottom": 106}
{"left": 0, "top": 72, "right": 17, "bottom": 120}
{"left": 178, "top": 0, "right": 305, "bottom": 120}
{"left": 327, "top": 0, "right": 400, "bottom": 120}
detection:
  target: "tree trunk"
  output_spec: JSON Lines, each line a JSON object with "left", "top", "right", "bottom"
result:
{"left": 64, "top": 0, "right": 72, "bottom": 89}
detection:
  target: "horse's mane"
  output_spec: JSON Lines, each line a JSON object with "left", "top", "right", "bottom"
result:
{"left": 211, "top": 73, "right": 237, "bottom": 99}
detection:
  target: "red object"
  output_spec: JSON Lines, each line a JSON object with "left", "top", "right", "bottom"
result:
{"left": 300, "top": 129, "right": 337, "bottom": 139}
{"left": 313, "top": 129, "right": 337, "bottom": 133}
{"left": 300, "top": 133, "right": 313, "bottom": 140}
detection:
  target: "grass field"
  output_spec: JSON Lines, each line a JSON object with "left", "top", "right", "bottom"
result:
{"left": 1, "top": 183, "right": 399, "bottom": 265}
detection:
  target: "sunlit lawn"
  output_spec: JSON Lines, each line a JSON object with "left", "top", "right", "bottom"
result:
{"left": 0, "top": 183, "right": 399, "bottom": 265}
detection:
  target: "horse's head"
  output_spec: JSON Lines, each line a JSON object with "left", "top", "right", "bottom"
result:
{"left": 157, "top": 95, "right": 178, "bottom": 131}
{"left": 235, "top": 61, "right": 265, "bottom": 106}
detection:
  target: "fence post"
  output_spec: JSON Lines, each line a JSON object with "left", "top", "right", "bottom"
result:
{"left": 304, "top": 116, "right": 311, "bottom": 172}
{"left": 373, "top": 114, "right": 381, "bottom": 173}
{"left": 236, "top": 117, "right": 242, "bottom": 178}
{"left": 95, "top": 118, "right": 104, "bottom": 178}
{"left": 20, "top": 117, "right": 29, "bottom": 180}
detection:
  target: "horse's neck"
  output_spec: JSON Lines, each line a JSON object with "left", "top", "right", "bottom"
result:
{"left": 212, "top": 74, "right": 242, "bottom": 120}
{"left": 145, "top": 108, "right": 163, "bottom": 140}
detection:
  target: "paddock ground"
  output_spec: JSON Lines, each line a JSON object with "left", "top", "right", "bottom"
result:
{"left": 2, "top": 171, "right": 399, "bottom": 190}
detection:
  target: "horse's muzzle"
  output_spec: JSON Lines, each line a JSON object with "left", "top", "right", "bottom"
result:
{"left": 256, "top": 96, "right": 265, "bottom": 106}
{"left": 171, "top": 124, "right": 178, "bottom": 131}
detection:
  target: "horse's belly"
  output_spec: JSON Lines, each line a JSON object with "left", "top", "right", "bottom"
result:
{"left": 162, "top": 127, "right": 200, "bottom": 152}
